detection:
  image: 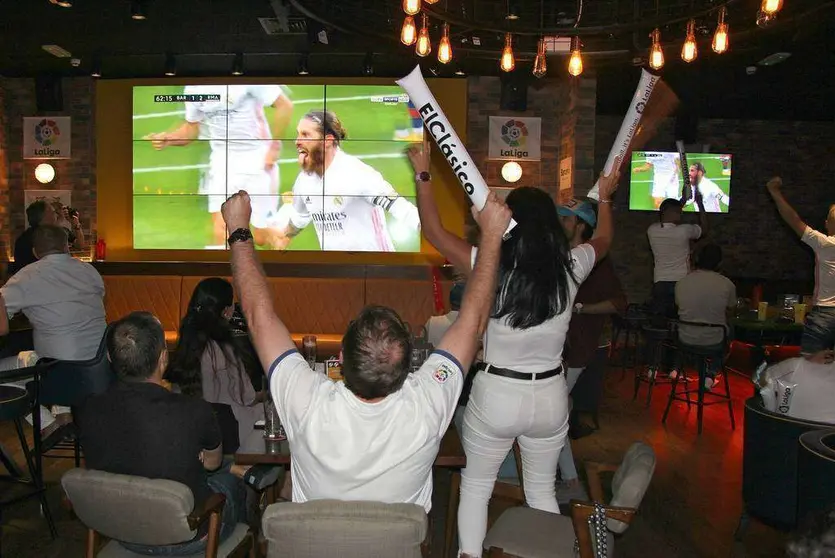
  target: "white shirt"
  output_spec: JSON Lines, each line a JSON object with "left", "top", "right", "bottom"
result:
{"left": 472, "top": 244, "right": 597, "bottom": 373}
{"left": 184, "top": 84, "right": 283, "bottom": 170}
{"left": 675, "top": 270, "right": 736, "bottom": 345}
{"left": 647, "top": 152, "right": 679, "bottom": 178}
{"left": 801, "top": 227, "right": 835, "bottom": 307}
{"left": 425, "top": 311, "right": 459, "bottom": 348}
{"left": 1, "top": 254, "right": 106, "bottom": 360}
{"left": 647, "top": 223, "right": 702, "bottom": 283}
{"left": 765, "top": 358, "right": 835, "bottom": 424}
{"left": 685, "top": 177, "right": 728, "bottom": 213}
{"left": 285, "top": 148, "right": 420, "bottom": 252}
{"left": 269, "top": 349, "right": 463, "bottom": 512}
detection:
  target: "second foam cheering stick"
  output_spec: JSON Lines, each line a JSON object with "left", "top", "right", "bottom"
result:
{"left": 397, "top": 66, "right": 517, "bottom": 236}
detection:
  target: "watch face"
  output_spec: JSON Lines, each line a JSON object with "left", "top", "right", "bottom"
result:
{"left": 418, "top": 171, "right": 431, "bottom": 182}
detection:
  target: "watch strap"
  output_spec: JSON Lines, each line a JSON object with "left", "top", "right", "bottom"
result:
{"left": 227, "top": 228, "right": 253, "bottom": 245}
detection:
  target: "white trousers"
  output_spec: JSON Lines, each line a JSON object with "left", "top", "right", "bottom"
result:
{"left": 457, "top": 371, "right": 570, "bottom": 557}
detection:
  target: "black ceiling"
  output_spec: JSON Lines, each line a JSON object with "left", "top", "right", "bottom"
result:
{"left": 1, "top": 0, "right": 833, "bottom": 121}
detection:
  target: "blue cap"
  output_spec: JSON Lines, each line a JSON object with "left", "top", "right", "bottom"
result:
{"left": 557, "top": 198, "right": 597, "bottom": 227}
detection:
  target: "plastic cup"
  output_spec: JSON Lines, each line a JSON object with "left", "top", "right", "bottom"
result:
{"left": 757, "top": 301, "right": 769, "bottom": 321}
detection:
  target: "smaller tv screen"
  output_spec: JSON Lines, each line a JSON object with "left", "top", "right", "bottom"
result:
{"left": 629, "top": 151, "right": 732, "bottom": 213}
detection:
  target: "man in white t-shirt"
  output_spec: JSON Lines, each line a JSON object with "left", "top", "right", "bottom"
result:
{"left": 762, "top": 350, "right": 835, "bottom": 424}
{"left": 633, "top": 152, "right": 681, "bottom": 209}
{"left": 766, "top": 177, "right": 835, "bottom": 355}
{"left": 220, "top": 189, "right": 509, "bottom": 511}
{"left": 268, "top": 110, "right": 421, "bottom": 252}
{"left": 425, "top": 283, "right": 463, "bottom": 347}
{"left": 647, "top": 196, "right": 708, "bottom": 319}
{"left": 675, "top": 244, "right": 736, "bottom": 389}
{"left": 683, "top": 163, "right": 730, "bottom": 213}
{"left": 145, "top": 84, "right": 294, "bottom": 248}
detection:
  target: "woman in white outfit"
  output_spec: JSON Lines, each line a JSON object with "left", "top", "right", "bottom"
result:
{"left": 411, "top": 143, "right": 621, "bottom": 557}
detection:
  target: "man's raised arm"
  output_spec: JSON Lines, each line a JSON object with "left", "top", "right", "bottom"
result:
{"left": 222, "top": 191, "right": 296, "bottom": 373}
{"left": 766, "top": 177, "right": 808, "bottom": 237}
{"left": 435, "top": 193, "right": 511, "bottom": 373}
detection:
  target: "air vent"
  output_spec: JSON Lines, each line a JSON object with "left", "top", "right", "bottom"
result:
{"left": 258, "top": 17, "right": 308, "bottom": 35}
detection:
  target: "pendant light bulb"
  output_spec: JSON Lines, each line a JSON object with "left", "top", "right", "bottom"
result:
{"left": 681, "top": 19, "right": 698, "bottom": 63}
{"left": 532, "top": 37, "right": 547, "bottom": 78}
{"left": 416, "top": 14, "right": 432, "bottom": 57}
{"left": 438, "top": 23, "right": 452, "bottom": 64}
{"left": 761, "top": 0, "right": 783, "bottom": 15}
{"left": 712, "top": 8, "right": 729, "bottom": 54}
{"left": 401, "top": 15, "right": 417, "bottom": 46}
{"left": 403, "top": 0, "right": 421, "bottom": 16}
{"left": 500, "top": 33, "right": 515, "bottom": 72}
{"left": 567, "top": 36, "right": 583, "bottom": 76}
{"left": 649, "top": 28, "right": 665, "bottom": 70}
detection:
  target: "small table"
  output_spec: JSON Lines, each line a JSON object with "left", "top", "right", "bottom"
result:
{"left": 731, "top": 316, "right": 804, "bottom": 365}
{"left": 236, "top": 424, "right": 466, "bottom": 558}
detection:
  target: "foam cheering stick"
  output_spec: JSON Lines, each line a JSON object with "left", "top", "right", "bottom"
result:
{"left": 397, "top": 66, "right": 517, "bottom": 236}
{"left": 588, "top": 69, "right": 679, "bottom": 200}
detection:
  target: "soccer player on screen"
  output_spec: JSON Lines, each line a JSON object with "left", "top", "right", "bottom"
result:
{"left": 633, "top": 152, "right": 682, "bottom": 209}
{"left": 268, "top": 110, "right": 420, "bottom": 251}
{"left": 684, "top": 162, "right": 730, "bottom": 213}
{"left": 143, "top": 85, "right": 294, "bottom": 248}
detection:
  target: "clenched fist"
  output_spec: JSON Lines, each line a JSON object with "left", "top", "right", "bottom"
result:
{"left": 221, "top": 191, "right": 252, "bottom": 232}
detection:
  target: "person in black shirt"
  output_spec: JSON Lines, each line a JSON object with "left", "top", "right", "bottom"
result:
{"left": 77, "top": 312, "right": 245, "bottom": 555}
{"left": 8, "top": 200, "right": 84, "bottom": 277}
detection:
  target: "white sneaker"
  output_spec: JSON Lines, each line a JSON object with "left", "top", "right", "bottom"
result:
{"left": 668, "top": 369, "right": 679, "bottom": 380}
{"left": 646, "top": 367, "right": 658, "bottom": 380}
{"left": 704, "top": 377, "right": 716, "bottom": 390}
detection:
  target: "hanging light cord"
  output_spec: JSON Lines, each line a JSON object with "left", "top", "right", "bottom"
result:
{"left": 575, "top": 0, "right": 584, "bottom": 28}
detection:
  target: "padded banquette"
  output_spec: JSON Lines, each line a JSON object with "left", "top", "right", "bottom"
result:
{"left": 103, "top": 274, "right": 453, "bottom": 355}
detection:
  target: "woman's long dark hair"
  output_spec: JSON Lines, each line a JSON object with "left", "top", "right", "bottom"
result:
{"left": 165, "top": 278, "right": 258, "bottom": 405}
{"left": 492, "top": 187, "right": 577, "bottom": 329}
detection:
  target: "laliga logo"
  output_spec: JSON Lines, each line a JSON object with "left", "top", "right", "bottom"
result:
{"left": 499, "top": 119, "right": 529, "bottom": 158}
{"left": 33, "top": 119, "right": 62, "bottom": 156}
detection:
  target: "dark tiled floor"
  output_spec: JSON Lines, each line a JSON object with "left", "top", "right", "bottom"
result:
{"left": 0, "top": 365, "right": 790, "bottom": 557}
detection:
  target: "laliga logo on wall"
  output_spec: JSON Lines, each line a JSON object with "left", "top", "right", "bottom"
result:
{"left": 33, "top": 118, "right": 63, "bottom": 156}
{"left": 499, "top": 119, "right": 529, "bottom": 158}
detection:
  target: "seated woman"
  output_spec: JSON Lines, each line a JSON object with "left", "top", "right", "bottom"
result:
{"left": 167, "top": 278, "right": 264, "bottom": 450}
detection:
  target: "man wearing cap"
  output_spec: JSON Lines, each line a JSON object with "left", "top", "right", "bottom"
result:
{"left": 556, "top": 197, "right": 627, "bottom": 501}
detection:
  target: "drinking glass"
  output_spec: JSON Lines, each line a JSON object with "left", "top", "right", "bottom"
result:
{"left": 263, "top": 397, "right": 283, "bottom": 440}
{"left": 302, "top": 335, "right": 318, "bottom": 368}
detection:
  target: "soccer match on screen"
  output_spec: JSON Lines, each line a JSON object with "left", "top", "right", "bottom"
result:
{"left": 628, "top": 150, "right": 733, "bottom": 213}
{"left": 132, "top": 84, "right": 424, "bottom": 252}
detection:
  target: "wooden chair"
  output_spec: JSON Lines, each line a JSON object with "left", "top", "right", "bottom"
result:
{"left": 483, "top": 442, "right": 656, "bottom": 557}
{"left": 61, "top": 468, "right": 255, "bottom": 558}
{"left": 262, "top": 499, "right": 428, "bottom": 558}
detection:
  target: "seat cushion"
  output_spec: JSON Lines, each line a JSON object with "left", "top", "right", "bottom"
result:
{"left": 262, "top": 500, "right": 426, "bottom": 558}
{"left": 483, "top": 507, "right": 614, "bottom": 558}
{"left": 103, "top": 275, "right": 182, "bottom": 333}
{"left": 97, "top": 523, "right": 251, "bottom": 558}
{"left": 609, "top": 442, "right": 656, "bottom": 533}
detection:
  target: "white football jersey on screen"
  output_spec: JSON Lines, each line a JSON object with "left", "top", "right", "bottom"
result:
{"left": 285, "top": 149, "right": 419, "bottom": 252}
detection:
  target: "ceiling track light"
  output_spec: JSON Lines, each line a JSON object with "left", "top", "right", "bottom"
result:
{"left": 505, "top": 0, "right": 520, "bottom": 20}
{"left": 500, "top": 33, "right": 515, "bottom": 72}
{"left": 231, "top": 52, "right": 244, "bottom": 76}
{"left": 648, "top": 28, "right": 664, "bottom": 70}
{"left": 164, "top": 53, "right": 177, "bottom": 76}
{"left": 438, "top": 23, "right": 453, "bottom": 64}
{"left": 416, "top": 13, "right": 432, "bottom": 57}
{"left": 49, "top": 0, "right": 73, "bottom": 8}
{"left": 130, "top": 0, "right": 147, "bottom": 20}
{"left": 712, "top": 7, "right": 729, "bottom": 54}
{"left": 91, "top": 55, "right": 102, "bottom": 78}
{"left": 681, "top": 19, "right": 698, "bottom": 63}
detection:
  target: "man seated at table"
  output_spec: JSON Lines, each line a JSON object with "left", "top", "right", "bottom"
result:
{"left": 674, "top": 244, "right": 736, "bottom": 390}
{"left": 77, "top": 312, "right": 247, "bottom": 554}
{"left": 222, "top": 190, "right": 507, "bottom": 511}
{"left": 759, "top": 349, "right": 835, "bottom": 424}
{"left": 0, "top": 225, "right": 106, "bottom": 429}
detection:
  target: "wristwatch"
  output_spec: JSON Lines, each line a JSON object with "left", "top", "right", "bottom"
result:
{"left": 415, "top": 171, "right": 431, "bottom": 183}
{"left": 227, "top": 228, "right": 253, "bottom": 245}
{"left": 574, "top": 303, "right": 584, "bottom": 314}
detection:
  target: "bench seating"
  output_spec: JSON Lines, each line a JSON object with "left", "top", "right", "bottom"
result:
{"left": 103, "top": 274, "right": 453, "bottom": 356}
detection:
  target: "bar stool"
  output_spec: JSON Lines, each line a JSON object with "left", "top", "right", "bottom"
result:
{"left": 633, "top": 322, "right": 676, "bottom": 407}
{"left": 610, "top": 304, "right": 647, "bottom": 379}
{"left": 0, "top": 384, "right": 58, "bottom": 545}
{"left": 662, "top": 321, "right": 735, "bottom": 435}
